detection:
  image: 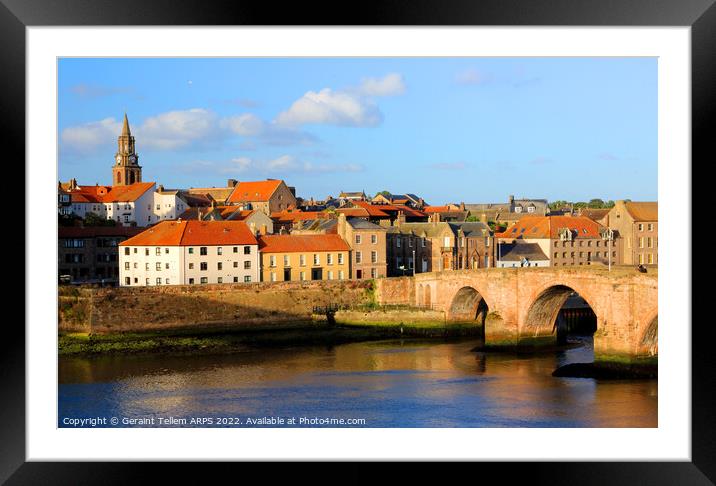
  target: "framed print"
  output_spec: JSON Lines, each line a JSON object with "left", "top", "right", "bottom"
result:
{"left": 4, "top": 0, "right": 712, "bottom": 482}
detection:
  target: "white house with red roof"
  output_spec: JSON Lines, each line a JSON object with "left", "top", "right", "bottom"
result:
{"left": 119, "top": 220, "right": 260, "bottom": 286}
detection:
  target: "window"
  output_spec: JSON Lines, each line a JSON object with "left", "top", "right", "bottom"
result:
{"left": 189, "top": 278, "right": 194, "bottom": 284}
{"left": 165, "top": 263, "right": 169, "bottom": 269}
{"left": 233, "top": 277, "right": 239, "bottom": 283}
{"left": 270, "top": 255, "right": 276, "bottom": 267}
{"left": 300, "top": 254, "right": 306, "bottom": 266}
{"left": 339, "top": 270, "right": 345, "bottom": 280}
{"left": 299, "top": 272, "right": 305, "bottom": 281}
{"left": 145, "top": 278, "right": 150, "bottom": 285}
{"left": 638, "top": 223, "right": 644, "bottom": 231}
{"left": 217, "top": 277, "right": 223, "bottom": 284}
{"left": 270, "top": 272, "right": 276, "bottom": 282}
{"left": 124, "top": 247, "right": 130, "bottom": 255}
{"left": 639, "top": 237, "right": 644, "bottom": 249}
{"left": 133, "top": 262, "right": 138, "bottom": 269}
{"left": 244, "top": 261, "right": 251, "bottom": 269}
{"left": 371, "top": 235, "right": 377, "bottom": 244}
{"left": 200, "top": 262, "right": 208, "bottom": 271}
{"left": 443, "top": 236, "right": 450, "bottom": 247}
{"left": 145, "top": 263, "right": 150, "bottom": 270}
{"left": 327, "top": 254, "right": 333, "bottom": 265}
{"left": 145, "top": 248, "right": 150, "bottom": 256}
{"left": 165, "top": 278, "right": 170, "bottom": 285}
{"left": 201, "top": 277, "right": 208, "bottom": 284}
{"left": 244, "top": 246, "right": 251, "bottom": 255}
{"left": 355, "top": 235, "right": 362, "bottom": 244}
{"left": 370, "top": 268, "right": 377, "bottom": 278}
{"left": 421, "top": 238, "right": 426, "bottom": 247}
{"left": 156, "top": 262, "right": 162, "bottom": 271}
{"left": 217, "top": 247, "right": 223, "bottom": 255}
{"left": 156, "top": 278, "right": 161, "bottom": 285}
{"left": 485, "top": 237, "right": 490, "bottom": 247}
{"left": 233, "top": 261, "right": 238, "bottom": 268}
{"left": 371, "top": 251, "right": 377, "bottom": 264}
{"left": 647, "top": 253, "right": 654, "bottom": 264}
{"left": 125, "top": 277, "right": 130, "bottom": 285}
{"left": 200, "top": 247, "right": 207, "bottom": 255}
{"left": 409, "top": 237, "right": 413, "bottom": 247}
{"left": 188, "top": 247, "right": 194, "bottom": 254}
{"left": 396, "top": 238, "right": 401, "bottom": 248}
{"left": 647, "top": 237, "right": 653, "bottom": 248}
{"left": 356, "top": 251, "right": 362, "bottom": 264}
{"left": 244, "top": 275, "right": 251, "bottom": 283}
{"left": 233, "top": 247, "right": 238, "bottom": 253}
{"left": 217, "top": 262, "right": 223, "bottom": 270}
{"left": 648, "top": 223, "right": 654, "bottom": 231}
{"left": 189, "top": 263, "right": 194, "bottom": 269}
{"left": 313, "top": 254, "right": 320, "bottom": 265}
{"left": 338, "top": 253, "right": 344, "bottom": 265}
{"left": 124, "top": 262, "right": 130, "bottom": 270}
{"left": 165, "top": 248, "right": 169, "bottom": 254}
{"left": 327, "top": 271, "right": 333, "bottom": 280}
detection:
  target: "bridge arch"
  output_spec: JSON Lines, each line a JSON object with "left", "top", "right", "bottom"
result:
{"left": 522, "top": 282, "right": 600, "bottom": 342}
{"left": 638, "top": 312, "right": 658, "bottom": 356}
{"left": 448, "top": 286, "right": 490, "bottom": 326}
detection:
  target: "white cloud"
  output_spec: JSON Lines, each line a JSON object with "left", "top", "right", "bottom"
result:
{"left": 275, "top": 88, "right": 383, "bottom": 127}
{"left": 358, "top": 73, "right": 406, "bottom": 96}
{"left": 187, "top": 155, "right": 365, "bottom": 176}
{"left": 455, "top": 68, "right": 493, "bottom": 85}
{"left": 139, "top": 108, "right": 219, "bottom": 150}
{"left": 220, "top": 113, "right": 265, "bottom": 137}
{"left": 61, "top": 117, "right": 121, "bottom": 153}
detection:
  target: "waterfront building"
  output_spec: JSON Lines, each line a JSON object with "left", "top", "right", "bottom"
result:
{"left": 496, "top": 215, "right": 621, "bottom": 267}
{"left": 59, "top": 225, "right": 144, "bottom": 284}
{"left": 451, "top": 221, "right": 495, "bottom": 269}
{"left": 605, "top": 200, "right": 658, "bottom": 266}
{"left": 118, "top": 220, "right": 260, "bottom": 286}
{"left": 257, "top": 234, "right": 351, "bottom": 282}
{"left": 225, "top": 179, "right": 297, "bottom": 215}
{"left": 386, "top": 219, "right": 456, "bottom": 276}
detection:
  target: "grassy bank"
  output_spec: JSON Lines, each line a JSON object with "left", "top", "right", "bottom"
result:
{"left": 59, "top": 325, "right": 408, "bottom": 357}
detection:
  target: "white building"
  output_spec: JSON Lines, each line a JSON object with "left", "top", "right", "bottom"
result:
{"left": 119, "top": 220, "right": 260, "bottom": 286}
{"left": 62, "top": 181, "right": 186, "bottom": 227}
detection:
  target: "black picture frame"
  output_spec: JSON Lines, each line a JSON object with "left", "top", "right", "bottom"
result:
{"left": 3, "top": 0, "right": 709, "bottom": 482}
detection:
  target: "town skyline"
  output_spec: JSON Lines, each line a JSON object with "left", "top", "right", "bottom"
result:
{"left": 59, "top": 57, "right": 657, "bottom": 203}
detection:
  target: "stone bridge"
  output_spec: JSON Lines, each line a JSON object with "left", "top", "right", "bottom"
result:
{"left": 374, "top": 267, "right": 658, "bottom": 359}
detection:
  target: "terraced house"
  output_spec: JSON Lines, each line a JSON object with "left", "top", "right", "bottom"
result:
{"left": 119, "top": 220, "right": 260, "bottom": 286}
{"left": 257, "top": 234, "right": 351, "bottom": 282}
{"left": 605, "top": 200, "right": 658, "bottom": 266}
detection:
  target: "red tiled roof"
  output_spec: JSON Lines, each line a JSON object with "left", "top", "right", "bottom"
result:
{"left": 424, "top": 205, "right": 455, "bottom": 213}
{"left": 69, "top": 183, "right": 155, "bottom": 204}
{"left": 257, "top": 234, "right": 350, "bottom": 253}
{"left": 335, "top": 207, "right": 370, "bottom": 218}
{"left": 270, "top": 210, "right": 328, "bottom": 222}
{"left": 496, "top": 215, "right": 604, "bottom": 239}
{"left": 119, "top": 220, "right": 258, "bottom": 246}
{"left": 226, "top": 179, "right": 283, "bottom": 204}
{"left": 349, "top": 200, "right": 390, "bottom": 217}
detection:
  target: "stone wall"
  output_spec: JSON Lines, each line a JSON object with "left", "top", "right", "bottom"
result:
{"left": 59, "top": 280, "right": 372, "bottom": 333}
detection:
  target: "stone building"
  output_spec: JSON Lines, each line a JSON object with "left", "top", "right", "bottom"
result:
{"left": 605, "top": 200, "right": 658, "bottom": 266}
{"left": 451, "top": 222, "right": 495, "bottom": 269}
{"left": 496, "top": 215, "right": 621, "bottom": 267}
{"left": 226, "top": 179, "right": 297, "bottom": 215}
{"left": 386, "top": 221, "right": 457, "bottom": 276}
{"left": 257, "top": 234, "right": 351, "bottom": 282}
{"left": 119, "top": 220, "right": 260, "bottom": 286}
{"left": 58, "top": 225, "right": 144, "bottom": 284}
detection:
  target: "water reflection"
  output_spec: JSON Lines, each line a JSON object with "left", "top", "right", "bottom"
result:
{"left": 59, "top": 338, "right": 657, "bottom": 428}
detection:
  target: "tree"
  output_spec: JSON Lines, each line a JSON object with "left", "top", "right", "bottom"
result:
{"left": 84, "top": 212, "right": 119, "bottom": 227}
{"left": 375, "top": 190, "right": 391, "bottom": 198}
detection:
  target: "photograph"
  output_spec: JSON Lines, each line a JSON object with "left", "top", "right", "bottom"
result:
{"left": 56, "top": 56, "right": 659, "bottom": 429}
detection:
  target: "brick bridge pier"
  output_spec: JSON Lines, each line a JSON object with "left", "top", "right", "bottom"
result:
{"left": 374, "top": 267, "right": 658, "bottom": 359}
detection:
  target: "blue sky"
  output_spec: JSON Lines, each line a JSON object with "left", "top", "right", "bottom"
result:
{"left": 58, "top": 57, "right": 657, "bottom": 204}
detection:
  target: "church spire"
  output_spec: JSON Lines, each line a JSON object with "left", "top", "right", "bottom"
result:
{"left": 121, "top": 113, "right": 131, "bottom": 137}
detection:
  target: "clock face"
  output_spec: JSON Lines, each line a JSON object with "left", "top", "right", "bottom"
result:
{"left": 116, "top": 155, "right": 122, "bottom": 165}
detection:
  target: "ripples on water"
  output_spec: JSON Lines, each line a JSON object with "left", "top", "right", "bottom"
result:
{"left": 58, "top": 336, "right": 657, "bottom": 428}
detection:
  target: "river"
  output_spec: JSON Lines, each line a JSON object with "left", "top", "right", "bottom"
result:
{"left": 58, "top": 336, "right": 657, "bottom": 428}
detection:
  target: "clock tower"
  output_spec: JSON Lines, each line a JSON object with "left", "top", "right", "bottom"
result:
{"left": 112, "top": 113, "right": 142, "bottom": 186}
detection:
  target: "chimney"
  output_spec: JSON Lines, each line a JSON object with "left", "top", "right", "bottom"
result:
{"left": 460, "top": 201, "right": 466, "bottom": 211}
{"left": 227, "top": 179, "right": 238, "bottom": 187}
{"left": 197, "top": 207, "right": 202, "bottom": 221}
{"left": 337, "top": 212, "right": 347, "bottom": 239}
{"left": 261, "top": 224, "right": 268, "bottom": 235}
{"left": 397, "top": 210, "right": 406, "bottom": 226}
